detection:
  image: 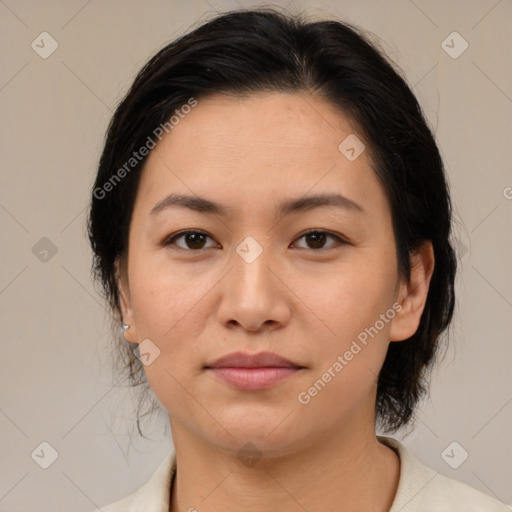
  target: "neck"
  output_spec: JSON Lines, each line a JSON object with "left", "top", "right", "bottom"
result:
{"left": 168, "top": 415, "right": 400, "bottom": 512}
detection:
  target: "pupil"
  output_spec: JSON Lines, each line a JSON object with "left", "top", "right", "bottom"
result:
{"left": 308, "top": 232, "right": 325, "bottom": 249}
{"left": 187, "top": 233, "right": 205, "bottom": 249}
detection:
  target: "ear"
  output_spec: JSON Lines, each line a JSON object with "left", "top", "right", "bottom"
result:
{"left": 115, "top": 256, "right": 139, "bottom": 344}
{"left": 389, "top": 240, "right": 435, "bottom": 342}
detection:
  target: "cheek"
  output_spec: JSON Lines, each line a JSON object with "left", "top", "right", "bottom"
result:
{"left": 297, "top": 279, "right": 396, "bottom": 421}
{"left": 129, "top": 258, "right": 206, "bottom": 336}
{"left": 310, "top": 253, "right": 399, "bottom": 377}
{"left": 317, "top": 258, "right": 398, "bottom": 338}
{"left": 128, "top": 261, "right": 215, "bottom": 384}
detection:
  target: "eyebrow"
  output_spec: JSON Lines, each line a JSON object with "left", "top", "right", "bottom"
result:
{"left": 149, "top": 192, "right": 365, "bottom": 217}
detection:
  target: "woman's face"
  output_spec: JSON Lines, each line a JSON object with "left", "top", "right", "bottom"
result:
{"left": 119, "top": 92, "right": 426, "bottom": 456}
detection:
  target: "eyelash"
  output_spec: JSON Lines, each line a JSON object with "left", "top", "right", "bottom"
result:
{"left": 163, "top": 229, "right": 349, "bottom": 252}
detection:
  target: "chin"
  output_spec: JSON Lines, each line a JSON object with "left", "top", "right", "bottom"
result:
{"left": 208, "top": 415, "right": 310, "bottom": 458}
{"left": 214, "top": 433, "right": 305, "bottom": 461}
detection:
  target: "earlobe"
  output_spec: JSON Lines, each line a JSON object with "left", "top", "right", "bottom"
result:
{"left": 115, "top": 257, "right": 138, "bottom": 343}
{"left": 389, "top": 241, "right": 435, "bottom": 342}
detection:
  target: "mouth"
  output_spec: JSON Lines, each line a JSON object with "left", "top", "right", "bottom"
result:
{"left": 204, "top": 351, "right": 306, "bottom": 391}
{"left": 207, "top": 367, "right": 305, "bottom": 390}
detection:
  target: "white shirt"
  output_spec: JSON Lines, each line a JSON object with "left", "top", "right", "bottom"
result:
{"left": 99, "top": 436, "right": 509, "bottom": 511}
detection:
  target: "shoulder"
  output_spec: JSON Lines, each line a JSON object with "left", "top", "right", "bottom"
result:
{"left": 97, "top": 451, "right": 176, "bottom": 512}
{"left": 96, "top": 441, "right": 509, "bottom": 511}
{"left": 379, "top": 436, "right": 509, "bottom": 512}
{"left": 101, "top": 492, "right": 137, "bottom": 512}
{"left": 419, "top": 474, "right": 509, "bottom": 511}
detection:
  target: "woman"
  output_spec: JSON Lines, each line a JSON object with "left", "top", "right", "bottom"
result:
{"left": 87, "top": 7, "right": 508, "bottom": 511}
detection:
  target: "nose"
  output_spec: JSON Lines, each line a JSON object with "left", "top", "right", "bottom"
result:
{"left": 216, "top": 240, "right": 291, "bottom": 333}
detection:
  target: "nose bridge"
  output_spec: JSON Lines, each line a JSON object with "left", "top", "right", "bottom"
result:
{"left": 232, "top": 234, "right": 275, "bottom": 299}
{"left": 217, "top": 234, "right": 288, "bottom": 331}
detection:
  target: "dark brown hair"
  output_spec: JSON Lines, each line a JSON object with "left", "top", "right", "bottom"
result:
{"left": 88, "top": 7, "right": 456, "bottom": 433}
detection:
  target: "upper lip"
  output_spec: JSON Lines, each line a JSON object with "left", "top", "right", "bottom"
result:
{"left": 205, "top": 351, "right": 305, "bottom": 369}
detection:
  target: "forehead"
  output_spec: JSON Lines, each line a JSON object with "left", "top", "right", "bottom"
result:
{"left": 160, "top": 92, "right": 358, "bottom": 157}
{"left": 134, "top": 92, "right": 387, "bottom": 219}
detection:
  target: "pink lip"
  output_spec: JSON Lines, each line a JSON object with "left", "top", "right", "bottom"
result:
{"left": 208, "top": 367, "right": 302, "bottom": 390}
{"left": 205, "top": 351, "right": 305, "bottom": 390}
{"left": 206, "top": 351, "right": 302, "bottom": 369}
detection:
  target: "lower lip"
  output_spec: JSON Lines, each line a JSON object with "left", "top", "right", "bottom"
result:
{"left": 207, "top": 367, "right": 302, "bottom": 390}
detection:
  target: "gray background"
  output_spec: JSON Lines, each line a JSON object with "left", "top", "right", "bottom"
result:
{"left": 0, "top": 0, "right": 511, "bottom": 510}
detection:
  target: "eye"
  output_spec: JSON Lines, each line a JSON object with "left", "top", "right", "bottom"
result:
{"left": 163, "top": 229, "right": 348, "bottom": 251}
{"left": 292, "top": 229, "right": 347, "bottom": 250}
{"left": 163, "top": 230, "right": 218, "bottom": 250}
